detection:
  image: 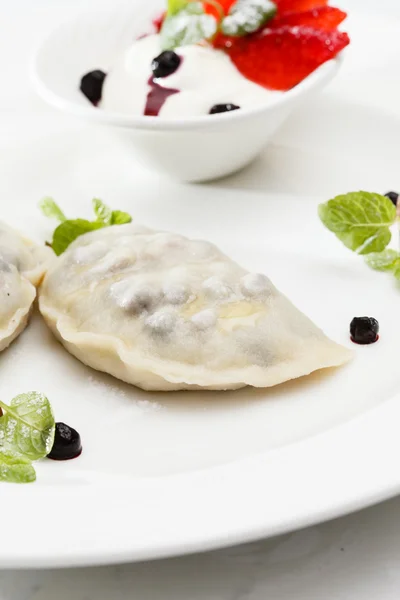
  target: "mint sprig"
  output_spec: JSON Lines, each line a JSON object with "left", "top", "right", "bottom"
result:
{"left": 364, "top": 249, "right": 400, "bottom": 279}
{"left": 40, "top": 198, "right": 133, "bottom": 255}
{"left": 319, "top": 190, "right": 400, "bottom": 281}
{"left": 0, "top": 451, "right": 36, "bottom": 484}
{"left": 160, "top": 0, "right": 277, "bottom": 50}
{"left": 0, "top": 392, "right": 55, "bottom": 484}
{"left": 318, "top": 191, "right": 397, "bottom": 255}
{"left": 221, "top": 0, "right": 277, "bottom": 36}
{"left": 51, "top": 219, "right": 104, "bottom": 256}
{"left": 0, "top": 393, "right": 55, "bottom": 460}
{"left": 167, "top": 0, "right": 192, "bottom": 14}
{"left": 111, "top": 210, "right": 132, "bottom": 225}
{"left": 93, "top": 198, "right": 113, "bottom": 225}
{"left": 39, "top": 197, "right": 67, "bottom": 222}
{"left": 364, "top": 249, "right": 400, "bottom": 271}
{"left": 161, "top": 1, "right": 218, "bottom": 50}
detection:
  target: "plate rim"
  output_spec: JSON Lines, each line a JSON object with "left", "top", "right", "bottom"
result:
{"left": 2, "top": 390, "right": 400, "bottom": 569}
{"left": 2, "top": 5, "right": 400, "bottom": 570}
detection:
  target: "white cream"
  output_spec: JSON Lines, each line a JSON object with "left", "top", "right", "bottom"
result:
{"left": 100, "top": 34, "right": 281, "bottom": 118}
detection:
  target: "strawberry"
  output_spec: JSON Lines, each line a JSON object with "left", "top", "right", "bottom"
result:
{"left": 213, "top": 31, "right": 237, "bottom": 49}
{"left": 204, "top": 0, "right": 235, "bottom": 19}
{"left": 270, "top": 6, "right": 347, "bottom": 30}
{"left": 152, "top": 11, "right": 166, "bottom": 32}
{"left": 226, "top": 26, "right": 350, "bottom": 90}
{"left": 274, "top": 0, "right": 328, "bottom": 14}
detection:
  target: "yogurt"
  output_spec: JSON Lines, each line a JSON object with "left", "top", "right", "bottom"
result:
{"left": 100, "top": 34, "right": 281, "bottom": 118}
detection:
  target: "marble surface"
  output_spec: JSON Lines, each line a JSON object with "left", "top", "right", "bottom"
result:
{"left": 1, "top": 0, "right": 400, "bottom": 598}
{"left": 2, "top": 497, "right": 400, "bottom": 600}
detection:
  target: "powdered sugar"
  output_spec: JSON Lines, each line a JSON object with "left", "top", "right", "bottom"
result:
{"left": 241, "top": 273, "right": 271, "bottom": 297}
{"left": 191, "top": 309, "right": 217, "bottom": 330}
{"left": 222, "top": 0, "right": 277, "bottom": 35}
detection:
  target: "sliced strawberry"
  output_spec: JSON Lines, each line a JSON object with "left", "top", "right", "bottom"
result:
{"left": 213, "top": 32, "right": 237, "bottom": 49}
{"left": 226, "top": 26, "right": 350, "bottom": 90}
{"left": 204, "top": 0, "right": 235, "bottom": 19}
{"left": 152, "top": 11, "right": 166, "bottom": 33}
{"left": 274, "top": 0, "right": 328, "bottom": 14}
{"left": 270, "top": 6, "right": 347, "bottom": 30}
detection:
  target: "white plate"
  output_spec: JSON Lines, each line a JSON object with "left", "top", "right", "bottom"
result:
{"left": 1, "top": 6, "right": 400, "bottom": 569}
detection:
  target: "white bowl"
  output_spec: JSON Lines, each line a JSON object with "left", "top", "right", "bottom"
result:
{"left": 31, "top": 3, "right": 342, "bottom": 182}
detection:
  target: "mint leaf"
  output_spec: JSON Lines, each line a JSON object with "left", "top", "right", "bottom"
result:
{"left": 161, "top": 2, "right": 218, "bottom": 50}
{"left": 0, "top": 392, "right": 55, "bottom": 461}
{"left": 92, "top": 198, "right": 112, "bottom": 225}
{"left": 39, "top": 198, "right": 67, "bottom": 222}
{"left": 221, "top": 0, "right": 277, "bottom": 36}
{"left": 168, "top": 0, "right": 189, "bottom": 15}
{"left": 364, "top": 249, "right": 400, "bottom": 271}
{"left": 52, "top": 219, "right": 105, "bottom": 256}
{"left": 40, "top": 198, "right": 133, "bottom": 254}
{"left": 0, "top": 450, "right": 36, "bottom": 484}
{"left": 111, "top": 210, "right": 132, "bottom": 225}
{"left": 392, "top": 263, "right": 400, "bottom": 279}
{"left": 318, "top": 191, "right": 397, "bottom": 255}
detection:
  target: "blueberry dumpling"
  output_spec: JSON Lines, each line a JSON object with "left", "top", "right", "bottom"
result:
{"left": 39, "top": 223, "right": 352, "bottom": 391}
{"left": 0, "top": 222, "right": 53, "bottom": 352}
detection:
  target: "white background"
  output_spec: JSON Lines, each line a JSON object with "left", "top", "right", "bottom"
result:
{"left": 1, "top": 0, "right": 400, "bottom": 598}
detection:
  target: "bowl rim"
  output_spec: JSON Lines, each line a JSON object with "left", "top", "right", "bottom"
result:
{"left": 30, "top": 5, "right": 344, "bottom": 132}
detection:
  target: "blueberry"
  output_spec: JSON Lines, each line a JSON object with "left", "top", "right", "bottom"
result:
{"left": 209, "top": 103, "right": 240, "bottom": 114}
{"left": 350, "top": 317, "right": 379, "bottom": 345}
{"left": 151, "top": 51, "right": 181, "bottom": 78}
{"left": 80, "top": 70, "right": 106, "bottom": 105}
{"left": 48, "top": 422, "right": 82, "bottom": 461}
{"left": 384, "top": 191, "right": 399, "bottom": 206}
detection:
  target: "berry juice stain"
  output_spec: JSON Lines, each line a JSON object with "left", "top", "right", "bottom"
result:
{"left": 144, "top": 77, "right": 179, "bottom": 116}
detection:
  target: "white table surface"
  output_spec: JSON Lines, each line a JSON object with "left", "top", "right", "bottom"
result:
{"left": 2, "top": 0, "right": 400, "bottom": 598}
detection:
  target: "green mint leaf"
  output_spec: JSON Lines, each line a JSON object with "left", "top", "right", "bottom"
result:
{"left": 221, "top": 0, "right": 277, "bottom": 36}
{"left": 364, "top": 250, "right": 400, "bottom": 280}
{"left": 161, "top": 2, "right": 217, "bottom": 50}
{"left": 168, "top": 0, "right": 189, "bottom": 15}
{"left": 51, "top": 219, "right": 105, "bottom": 256}
{"left": 0, "top": 392, "right": 55, "bottom": 461}
{"left": 0, "top": 450, "right": 36, "bottom": 484}
{"left": 318, "top": 191, "right": 397, "bottom": 255}
{"left": 392, "top": 263, "right": 400, "bottom": 280}
{"left": 364, "top": 249, "right": 400, "bottom": 271}
{"left": 38, "top": 197, "right": 67, "bottom": 222}
{"left": 111, "top": 210, "right": 132, "bottom": 225}
{"left": 39, "top": 199, "right": 133, "bottom": 254}
{"left": 92, "top": 198, "right": 112, "bottom": 225}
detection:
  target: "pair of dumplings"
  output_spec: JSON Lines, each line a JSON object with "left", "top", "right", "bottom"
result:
{"left": 2, "top": 221, "right": 352, "bottom": 391}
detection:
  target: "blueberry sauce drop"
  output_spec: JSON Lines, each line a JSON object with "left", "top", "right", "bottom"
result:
{"left": 144, "top": 76, "right": 179, "bottom": 116}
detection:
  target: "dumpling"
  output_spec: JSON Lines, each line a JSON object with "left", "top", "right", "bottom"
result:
{"left": 39, "top": 223, "right": 352, "bottom": 391}
{"left": 0, "top": 222, "right": 53, "bottom": 352}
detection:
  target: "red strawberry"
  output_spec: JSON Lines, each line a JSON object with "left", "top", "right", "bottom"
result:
{"left": 204, "top": 0, "right": 235, "bottom": 19}
{"left": 270, "top": 6, "right": 347, "bottom": 30}
{"left": 226, "top": 26, "right": 350, "bottom": 91}
{"left": 275, "top": 0, "right": 328, "bottom": 14}
{"left": 152, "top": 11, "right": 166, "bottom": 33}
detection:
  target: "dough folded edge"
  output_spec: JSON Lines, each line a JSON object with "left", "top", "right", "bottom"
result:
{"left": 39, "top": 298, "right": 353, "bottom": 392}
